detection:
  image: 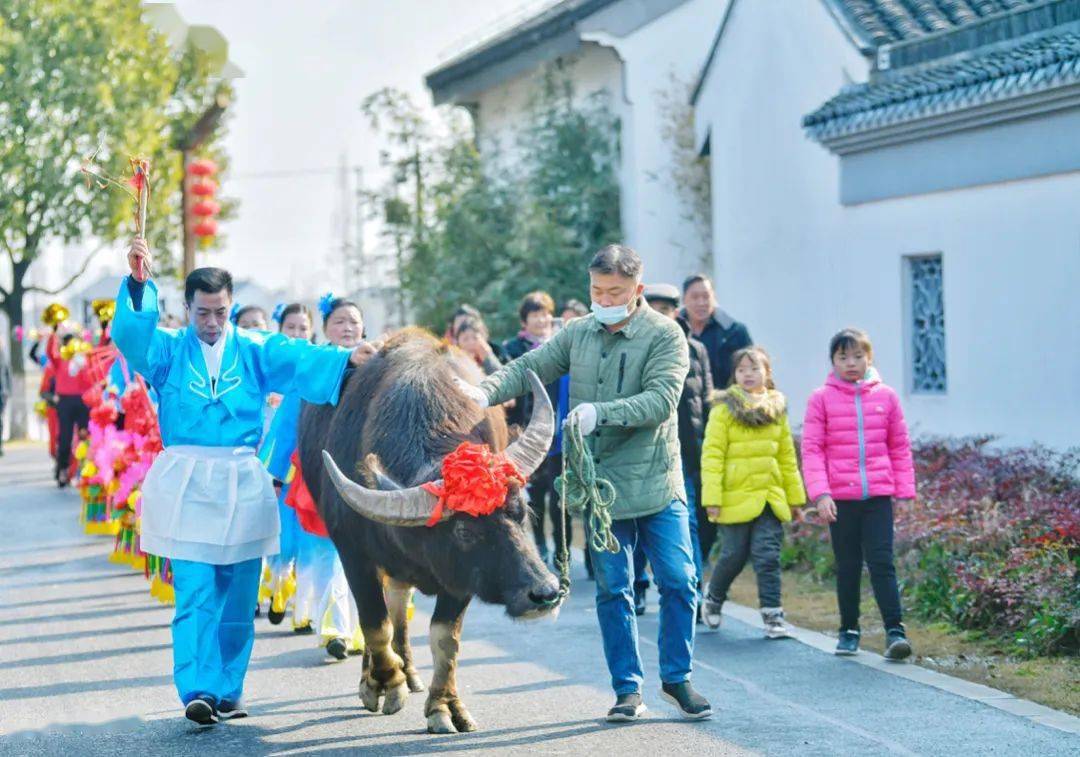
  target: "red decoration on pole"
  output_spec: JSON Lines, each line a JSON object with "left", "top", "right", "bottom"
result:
{"left": 193, "top": 219, "right": 219, "bottom": 237}
{"left": 190, "top": 179, "right": 217, "bottom": 197}
{"left": 191, "top": 199, "right": 221, "bottom": 216}
{"left": 187, "top": 158, "right": 218, "bottom": 176}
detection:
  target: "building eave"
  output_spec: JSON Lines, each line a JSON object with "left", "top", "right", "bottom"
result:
{"left": 425, "top": 0, "right": 620, "bottom": 103}
{"left": 811, "top": 78, "right": 1080, "bottom": 155}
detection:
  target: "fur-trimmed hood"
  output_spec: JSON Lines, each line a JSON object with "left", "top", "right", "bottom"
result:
{"left": 712, "top": 386, "right": 787, "bottom": 427}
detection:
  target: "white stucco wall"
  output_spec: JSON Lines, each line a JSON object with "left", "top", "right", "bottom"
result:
{"left": 464, "top": 0, "right": 729, "bottom": 289}
{"left": 580, "top": 0, "right": 730, "bottom": 284}
{"left": 694, "top": 0, "right": 1080, "bottom": 447}
{"left": 472, "top": 42, "right": 626, "bottom": 170}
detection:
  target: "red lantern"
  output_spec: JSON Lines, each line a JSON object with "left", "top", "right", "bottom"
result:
{"left": 193, "top": 219, "right": 219, "bottom": 237}
{"left": 188, "top": 158, "right": 218, "bottom": 177}
{"left": 191, "top": 199, "right": 221, "bottom": 217}
{"left": 191, "top": 179, "right": 217, "bottom": 197}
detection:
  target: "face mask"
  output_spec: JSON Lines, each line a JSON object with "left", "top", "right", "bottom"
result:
{"left": 590, "top": 300, "right": 633, "bottom": 325}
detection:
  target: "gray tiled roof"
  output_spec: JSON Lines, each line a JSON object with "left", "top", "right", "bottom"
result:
{"left": 803, "top": 31, "right": 1080, "bottom": 138}
{"left": 832, "top": 0, "right": 1042, "bottom": 46}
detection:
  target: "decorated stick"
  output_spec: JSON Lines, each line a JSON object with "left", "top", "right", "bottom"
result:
{"left": 80, "top": 150, "right": 153, "bottom": 280}
{"left": 130, "top": 157, "right": 150, "bottom": 281}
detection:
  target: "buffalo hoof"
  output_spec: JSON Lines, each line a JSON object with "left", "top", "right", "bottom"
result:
{"left": 449, "top": 701, "right": 478, "bottom": 733}
{"left": 359, "top": 679, "right": 381, "bottom": 712}
{"left": 382, "top": 683, "right": 409, "bottom": 715}
{"left": 406, "top": 670, "right": 426, "bottom": 693}
{"left": 426, "top": 710, "right": 455, "bottom": 734}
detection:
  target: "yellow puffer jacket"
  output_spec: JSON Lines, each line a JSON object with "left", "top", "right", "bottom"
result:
{"left": 701, "top": 387, "right": 806, "bottom": 524}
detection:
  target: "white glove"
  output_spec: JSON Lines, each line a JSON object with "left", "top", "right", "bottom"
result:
{"left": 453, "top": 376, "right": 489, "bottom": 409}
{"left": 565, "top": 403, "right": 598, "bottom": 436}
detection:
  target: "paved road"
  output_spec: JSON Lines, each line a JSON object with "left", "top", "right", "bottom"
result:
{"left": 1, "top": 445, "right": 1077, "bottom": 756}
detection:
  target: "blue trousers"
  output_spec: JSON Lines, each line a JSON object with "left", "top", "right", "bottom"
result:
{"left": 591, "top": 500, "right": 698, "bottom": 695}
{"left": 171, "top": 557, "right": 262, "bottom": 706}
{"left": 633, "top": 473, "right": 703, "bottom": 591}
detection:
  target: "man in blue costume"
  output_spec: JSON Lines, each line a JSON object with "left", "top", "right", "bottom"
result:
{"left": 113, "top": 239, "right": 374, "bottom": 725}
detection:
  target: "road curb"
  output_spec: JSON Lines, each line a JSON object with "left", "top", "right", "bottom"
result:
{"left": 722, "top": 601, "right": 1080, "bottom": 735}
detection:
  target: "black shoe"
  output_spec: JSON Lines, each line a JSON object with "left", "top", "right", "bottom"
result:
{"left": 267, "top": 607, "right": 285, "bottom": 625}
{"left": 660, "top": 681, "right": 712, "bottom": 720}
{"left": 217, "top": 701, "right": 248, "bottom": 720}
{"left": 884, "top": 626, "right": 912, "bottom": 661}
{"left": 606, "top": 692, "right": 646, "bottom": 722}
{"left": 835, "top": 629, "right": 860, "bottom": 656}
{"left": 634, "top": 586, "right": 647, "bottom": 616}
{"left": 293, "top": 622, "right": 314, "bottom": 635}
{"left": 185, "top": 697, "right": 217, "bottom": 725}
{"left": 326, "top": 637, "right": 348, "bottom": 660}
{"left": 254, "top": 605, "right": 261, "bottom": 618}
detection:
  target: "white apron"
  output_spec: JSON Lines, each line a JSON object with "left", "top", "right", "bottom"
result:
{"left": 140, "top": 445, "right": 280, "bottom": 565}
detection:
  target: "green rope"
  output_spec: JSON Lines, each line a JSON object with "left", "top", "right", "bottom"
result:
{"left": 554, "top": 415, "right": 620, "bottom": 600}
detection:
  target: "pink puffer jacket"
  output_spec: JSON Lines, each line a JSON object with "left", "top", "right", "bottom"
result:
{"left": 801, "top": 369, "right": 915, "bottom": 502}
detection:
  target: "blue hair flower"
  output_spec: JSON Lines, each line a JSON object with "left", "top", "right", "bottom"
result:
{"left": 271, "top": 302, "right": 286, "bottom": 325}
{"left": 229, "top": 303, "right": 241, "bottom": 325}
{"left": 318, "top": 292, "right": 336, "bottom": 319}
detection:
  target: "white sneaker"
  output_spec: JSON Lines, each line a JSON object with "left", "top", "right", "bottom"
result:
{"left": 762, "top": 607, "right": 792, "bottom": 639}
{"left": 702, "top": 596, "right": 723, "bottom": 630}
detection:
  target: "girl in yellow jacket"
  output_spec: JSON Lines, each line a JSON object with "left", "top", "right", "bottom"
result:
{"left": 701, "top": 346, "right": 806, "bottom": 638}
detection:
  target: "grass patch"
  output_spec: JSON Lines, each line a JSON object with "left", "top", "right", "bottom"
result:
{"left": 727, "top": 569, "right": 1080, "bottom": 716}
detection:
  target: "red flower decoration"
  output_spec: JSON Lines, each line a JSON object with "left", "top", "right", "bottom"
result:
{"left": 90, "top": 402, "right": 118, "bottom": 427}
{"left": 420, "top": 442, "right": 524, "bottom": 527}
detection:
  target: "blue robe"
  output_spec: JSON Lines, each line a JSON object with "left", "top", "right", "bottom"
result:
{"left": 111, "top": 276, "right": 351, "bottom": 708}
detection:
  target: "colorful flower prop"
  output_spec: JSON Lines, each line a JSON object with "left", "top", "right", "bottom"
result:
{"left": 318, "top": 292, "right": 336, "bottom": 319}
{"left": 420, "top": 442, "right": 524, "bottom": 527}
{"left": 91, "top": 298, "right": 116, "bottom": 324}
{"left": 42, "top": 303, "right": 70, "bottom": 328}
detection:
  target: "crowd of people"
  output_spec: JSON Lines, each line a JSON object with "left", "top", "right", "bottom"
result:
{"left": 14, "top": 237, "right": 917, "bottom": 727}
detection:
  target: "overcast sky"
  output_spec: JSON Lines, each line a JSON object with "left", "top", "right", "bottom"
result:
{"left": 172, "top": 0, "right": 536, "bottom": 294}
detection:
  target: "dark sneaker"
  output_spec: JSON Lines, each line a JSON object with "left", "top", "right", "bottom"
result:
{"left": 293, "top": 622, "right": 314, "bottom": 635}
{"left": 660, "top": 682, "right": 712, "bottom": 720}
{"left": 326, "top": 637, "right": 348, "bottom": 660}
{"left": 835, "top": 629, "right": 860, "bottom": 656}
{"left": 702, "top": 596, "right": 723, "bottom": 630}
{"left": 884, "top": 627, "right": 912, "bottom": 662}
{"left": 606, "top": 692, "right": 646, "bottom": 722}
{"left": 634, "top": 586, "right": 647, "bottom": 616}
{"left": 217, "top": 701, "right": 248, "bottom": 720}
{"left": 185, "top": 697, "right": 217, "bottom": 725}
{"left": 267, "top": 607, "right": 286, "bottom": 625}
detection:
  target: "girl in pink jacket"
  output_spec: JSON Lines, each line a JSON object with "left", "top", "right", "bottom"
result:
{"left": 801, "top": 328, "right": 915, "bottom": 661}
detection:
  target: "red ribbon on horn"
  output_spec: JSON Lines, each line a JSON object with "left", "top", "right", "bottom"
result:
{"left": 420, "top": 442, "right": 525, "bottom": 527}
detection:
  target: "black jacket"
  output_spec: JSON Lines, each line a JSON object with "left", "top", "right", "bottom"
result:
{"left": 677, "top": 317, "right": 713, "bottom": 475}
{"left": 501, "top": 334, "right": 560, "bottom": 429}
{"left": 680, "top": 308, "right": 752, "bottom": 390}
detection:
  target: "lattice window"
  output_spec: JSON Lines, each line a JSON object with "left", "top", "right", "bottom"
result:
{"left": 909, "top": 255, "right": 946, "bottom": 393}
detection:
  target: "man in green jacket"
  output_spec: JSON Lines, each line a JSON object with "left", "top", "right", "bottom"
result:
{"left": 457, "top": 245, "right": 711, "bottom": 722}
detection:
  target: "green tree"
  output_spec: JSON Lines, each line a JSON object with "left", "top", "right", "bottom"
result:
{"left": 363, "top": 71, "right": 621, "bottom": 340}
{"left": 0, "top": 0, "right": 233, "bottom": 437}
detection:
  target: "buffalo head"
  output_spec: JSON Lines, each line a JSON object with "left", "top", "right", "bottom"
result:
{"left": 322, "top": 370, "right": 561, "bottom": 619}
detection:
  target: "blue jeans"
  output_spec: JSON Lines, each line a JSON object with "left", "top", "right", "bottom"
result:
{"left": 171, "top": 557, "right": 262, "bottom": 706}
{"left": 632, "top": 473, "right": 703, "bottom": 592}
{"left": 591, "top": 500, "right": 698, "bottom": 695}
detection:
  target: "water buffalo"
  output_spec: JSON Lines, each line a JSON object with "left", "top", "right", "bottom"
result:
{"left": 297, "top": 329, "right": 560, "bottom": 733}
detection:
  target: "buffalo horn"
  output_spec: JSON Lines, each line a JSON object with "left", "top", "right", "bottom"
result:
{"left": 504, "top": 370, "right": 555, "bottom": 478}
{"left": 322, "top": 450, "right": 449, "bottom": 528}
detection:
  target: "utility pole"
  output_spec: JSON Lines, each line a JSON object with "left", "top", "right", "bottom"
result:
{"left": 177, "top": 90, "right": 230, "bottom": 277}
